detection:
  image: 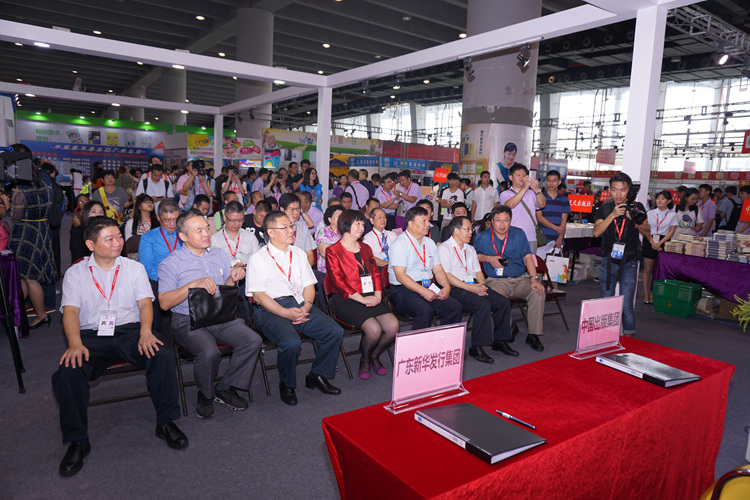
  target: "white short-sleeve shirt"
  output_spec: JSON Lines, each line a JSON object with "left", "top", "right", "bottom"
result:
{"left": 245, "top": 244, "right": 317, "bottom": 299}
{"left": 436, "top": 236, "right": 482, "bottom": 280}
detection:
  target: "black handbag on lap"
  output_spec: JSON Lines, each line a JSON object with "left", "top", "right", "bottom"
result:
{"left": 187, "top": 285, "right": 239, "bottom": 330}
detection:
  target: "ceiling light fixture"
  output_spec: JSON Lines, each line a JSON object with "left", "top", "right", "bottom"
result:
{"left": 79, "top": 115, "right": 84, "bottom": 119}
{"left": 201, "top": 126, "right": 206, "bottom": 130}
{"left": 34, "top": 42, "right": 50, "bottom": 48}
{"left": 137, "top": 61, "right": 144, "bottom": 65}
{"left": 155, "top": 117, "right": 159, "bottom": 120}
{"left": 393, "top": 73, "right": 404, "bottom": 90}
{"left": 390, "top": 95, "right": 396, "bottom": 99}
{"left": 195, "top": 15, "right": 205, "bottom": 21}
{"left": 72, "top": 70, "right": 78, "bottom": 73}
{"left": 361, "top": 80, "right": 372, "bottom": 97}
{"left": 322, "top": 43, "right": 331, "bottom": 49}
{"left": 423, "top": 79, "right": 430, "bottom": 84}
{"left": 218, "top": 52, "right": 226, "bottom": 57}
{"left": 14, "top": 42, "right": 23, "bottom": 46}
{"left": 93, "top": 30, "right": 102, "bottom": 35}
{"left": 111, "top": 102, "right": 120, "bottom": 107}
{"left": 711, "top": 51, "right": 729, "bottom": 65}
{"left": 273, "top": 80, "right": 286, "bottom": 85}
{"left": 517, "top": 53, "right": 530, "bottom": 68}
{"left": 181, "top": 110, "right": 189, "bottom": 114}
{"left": 25, "top": 93, "right": 35, "bottom": 97}
{"left": 317, "top": 70, "right": 324, "bottom": 74}
{"left": 16, "top": 78, "right": 22, "bottom": 82}
{"left": 172, "top": 64, "right": 185, "bottom": 69}
{"left": 232, "top": 76, "right": 238, "bottom": 80}
{"left": 307, "top": 111, "right": 311, "bottom": 114}
{"left": 458, "top": 33, "right": 467, "bottom": 39}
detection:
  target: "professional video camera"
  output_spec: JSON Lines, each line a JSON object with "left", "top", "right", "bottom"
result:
{"left": 0, "top": 148, "right": 33, "bottom": 182}
{"left": 193, "top": 159, "right": 206, "bottom": 177}
{"left": 624, "top": 182, "right": 647, "bottom": 225}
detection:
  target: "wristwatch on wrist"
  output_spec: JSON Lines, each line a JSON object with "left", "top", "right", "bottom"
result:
{"left": 535, "top": 190, "right": 541, "bottom": 195}
{"left": 530, "top": 275, "right": 539, "bottom": 280}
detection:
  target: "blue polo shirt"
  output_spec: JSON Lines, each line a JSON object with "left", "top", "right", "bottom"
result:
{"left": 158, "top": 245, "right": 231, "bottom": 315}
{"left": 537, "top": 191, "right": 571, "bottom": 241}
{"left": 473, "top": 226, "right": 531, "bottom": 278}
{"left": 138, "top": 227, "right": 182, "bottom": 281}
{"left": 387, "top": 231, "right": 441, "bottom": 285}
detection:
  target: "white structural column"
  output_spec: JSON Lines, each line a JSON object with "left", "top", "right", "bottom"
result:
{"left": 161, "top": 67, "right": 187, "bottom": 126}
{"left": 235, "top": 8, "right": 273, "bottom": 138}
{"left": 317, "top": 87, "right": 333, "bottom": 208}
{"left": 213, "top": 114, "right": 224, "bottom": 170}
{"left": 621, "top": 5, "right": 668, "bottom": 201}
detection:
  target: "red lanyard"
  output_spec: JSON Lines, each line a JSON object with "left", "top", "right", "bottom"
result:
{"left": 267, "top": 246, "right": 293, "bottom": 282}
{"left": 222, "top": 229, "right": 240, "bottom": 258}
{"left": 406, "top": 233, "right": 427, "bottom": 268}
{"left": 613, "top": 219, "right": 626, "bottom": 240}
{"left": 453, "top": 246, "right": 468, "bottom": 273}
{"left": 491, "top": 231, "right": 508, "bottom": 257}
{"left": 382, "top": 189, "right": 394, "bottom": 202}
{"left": 655, "top": 212, "right": 668, "bottom": 233}
{"left": 293, "top": 225, "right": 297, "bottom": 242}
{"left": 90, "top": 265, "right": 120, "bottom": 309}
{"left": 160, "top": 228, "right": 177, "bottom": 253}
{"left": 375, "top": 230, "right": 385, "bottom": 250}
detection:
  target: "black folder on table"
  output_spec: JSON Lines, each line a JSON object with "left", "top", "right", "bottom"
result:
{"left": 414, "top": 403, "right": 546, "bottom": 465}
{"left": 596, "top": 352, "right": 700, "bottom": 388}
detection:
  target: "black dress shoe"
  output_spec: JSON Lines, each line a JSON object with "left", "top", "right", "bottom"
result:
{"left": 156, "top": 422, "right": 189, "bottom": 450}
{"left": 29, "top": 315, "right": 52, "bottom": 330}
{"left": 59, "top": 442, "right": 91, "bottom": 477}
{"left": 491, "top": 341, "right": 519, "bottom": 357}
{"left": 305, "top": 374, "right": 341, "bottom": 395}
{"left": 508, "top": 323, "right": 520, "bottom": 343}
{"left": 526, "top": 334, "right": 544, "bottom": 352}
{"left": 468, "top": 346, "right": 494, "bottom": 364}
{"left": 279, "top": 382, "right": 298, "bottom": 406}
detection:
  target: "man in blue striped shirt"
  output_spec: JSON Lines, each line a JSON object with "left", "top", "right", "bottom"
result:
{"left": 535, "top": 170, "right": 570, "bottom": 258}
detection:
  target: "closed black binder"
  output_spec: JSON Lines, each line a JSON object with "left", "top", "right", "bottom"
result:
{"left": 414, "top": 403, "right": 546, "bottom": 464}
{"left": 596, "top": 352, "right": 700, "bottom": 388}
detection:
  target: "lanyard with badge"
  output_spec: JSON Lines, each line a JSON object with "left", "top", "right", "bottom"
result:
{"left": 453, "top": 245, "right": 475, "bottom": 284}
{"left": 375, "top": 230, "right": 389, "bottom": 261}
{"left": 222, "top": 229, "right": 240, "bottom": 258}
{"left": 653, "top": 211, "right": 668, "bottom": 243}
{"left": 160, "top": 228, "right": 178, "bottom": 253}
{"left": 355, "top": 253, "right": 374, "bottom": 295}
{"left": 91, "top": 265, "right": 120, "bottom": 336}
{"left": 491, "top": 231, "right": 509, "bottom": 277}
{"left": 407, "top": 233, "right": 431, "bottom": 287}
{"left": 611, "top": 218, "right": 626, "bottom": 260}
{"left": 267, "top": 247, "right": 303, "bottom": 304}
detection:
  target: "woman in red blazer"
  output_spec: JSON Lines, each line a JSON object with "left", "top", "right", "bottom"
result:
{"left": 325, "top": 210, "right": 399, "bottom": 379}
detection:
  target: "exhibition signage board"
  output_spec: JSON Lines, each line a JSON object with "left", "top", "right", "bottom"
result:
{"left": 570, "top": 296, "right": 625, "bottom": 360}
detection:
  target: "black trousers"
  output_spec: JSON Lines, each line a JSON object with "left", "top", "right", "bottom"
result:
{"left": 51, "top": 323, "right": 181, "bottom": 443}
{"left": 149, "top": 280, "right": 171, "bottom": 335}
{"left": 450, "top": 287, "right": 512, "bottom": 346}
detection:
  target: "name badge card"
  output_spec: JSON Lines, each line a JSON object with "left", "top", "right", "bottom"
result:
{"left": 495, "top": 267, "right": 504, "bottom": 277}
{"left": 289, "top": 283, "right": 304, "bottom": 304}
{"left": 361, "top": 275, "right": 374, "bottom": 294}
{"left": 653, "top": 235, "right": 661, "bottom": 243}
{"left": 611, "top": 242, "right": 625, "bottom": 260}
{"left": 428, "top": 283, "right": 442, "bottom": 295}
{"left": 421, "top": 270, "right": 431, "bottom": 287}
{"left": 98, "top": 311, "right": 116, "bottom": 336}
{"left": 463, "top": 275, "right": 475, "bottom": 284}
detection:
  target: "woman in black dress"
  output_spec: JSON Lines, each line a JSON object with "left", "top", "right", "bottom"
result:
{"left": 324, "top": 210, "right": 398, "bottom": 379}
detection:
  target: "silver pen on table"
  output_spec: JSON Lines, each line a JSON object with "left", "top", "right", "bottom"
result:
{"left": 496, "top": 410, "right": 535, "bottom": 429}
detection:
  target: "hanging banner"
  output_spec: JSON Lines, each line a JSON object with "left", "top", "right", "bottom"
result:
{"left": 17, "top": 120, "right": 166, "bottom": 150}
{"left": 262, "top": 128, "right": 383, "bottom": 154}
{"left": 187, "top": 134, "right": 261, "bottom": 159}
{"left": 740, "top": 198, "right": 750, "bottom": 223}
{"left": 433, "top": 168, "right": 449, "bottom": 183}
{"left": 742, "top": 130, "right": 750, "bottom": 154}
{"left": 595, "top": 148, "right": 616, "bottom": 165}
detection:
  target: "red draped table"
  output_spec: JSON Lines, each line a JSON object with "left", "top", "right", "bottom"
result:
{"left": 652, "top": 252, "right": 750, "bottom": 303}
{"left": 322, "top": 338, "right": 734, "bottom": 499}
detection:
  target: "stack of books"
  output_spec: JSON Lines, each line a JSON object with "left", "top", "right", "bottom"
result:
{"left": 684, "top": 241, "right": 706, "bottom": 257}
{"left": 664, "top": 241, "right": 685, "bottom": 254}
{"left": 704, "top": 239, "right": 733, "bottom": 260}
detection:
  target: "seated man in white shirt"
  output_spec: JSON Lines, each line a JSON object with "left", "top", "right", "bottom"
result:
{"left": 246, "top": 211, "right": 344, "bottom": 406}
{"left": 279, "top": 193, "right": 316, "bottom": 267}
{"left": 436, "top": 216, "right": 517, "bottom": 363}
{"left": 363, "top": 208, "right": 397, "bottom": 268}
{"left": 52, "top": 217, "right": 187, "bottom": 478}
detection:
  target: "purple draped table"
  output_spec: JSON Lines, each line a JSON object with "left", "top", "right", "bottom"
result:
{"left": 652, "top": 252, "right": 750, "bottom": 303}
{"left": 0, "top": 252, "right": 30, "bottom": 339}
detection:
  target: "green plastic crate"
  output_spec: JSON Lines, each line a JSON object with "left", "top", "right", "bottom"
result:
{"left": 652, "top": 280, "right": 702, "bottom": 303}
{"left": 653, "top": 296, "right": 699, "bottom": 318}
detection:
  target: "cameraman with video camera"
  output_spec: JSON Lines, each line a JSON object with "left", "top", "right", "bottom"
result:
{"left": 593, "top": 173, "right": 650, "bottom": 337}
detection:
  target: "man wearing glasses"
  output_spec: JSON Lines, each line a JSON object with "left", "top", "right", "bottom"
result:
{"left": 138, "top": 200, "right": 182, "bottom": 335}
{"left": 210, "top": 201, "right": 260, "bottom": 268}
{"left": 474, "top": 206, "right": 546, "bottom": 352}
{"left": 437, "top": 216, "right": 516, "bottom": 363}
{"left": 279, "top": 193, "right": 316, "bottom": 267}
{"left": 246, "top": 211, "right": 344, "bottom": 406}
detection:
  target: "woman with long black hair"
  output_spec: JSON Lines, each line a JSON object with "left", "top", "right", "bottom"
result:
{"left": 674, "top": 187, "right": 704, "bottom": 236}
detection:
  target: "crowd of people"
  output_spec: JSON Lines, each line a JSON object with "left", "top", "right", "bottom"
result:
{"left": 3, "top": 142, "right": 749, "bottom": 478}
